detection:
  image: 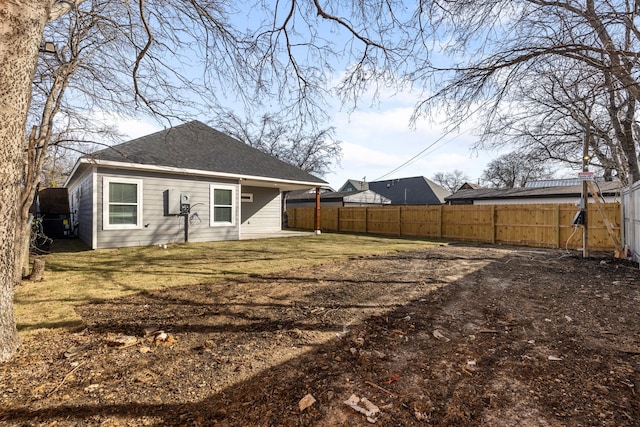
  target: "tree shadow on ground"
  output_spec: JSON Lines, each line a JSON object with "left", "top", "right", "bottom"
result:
{"left": 3, "top": 246, "right": 639, "bottom": 426}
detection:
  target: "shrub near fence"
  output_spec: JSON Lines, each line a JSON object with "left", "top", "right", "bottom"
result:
{"left": 287, "top": 203, "right": 621, "bottom": 251}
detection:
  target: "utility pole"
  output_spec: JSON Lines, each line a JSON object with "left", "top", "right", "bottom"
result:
{"left": 581, "top": 125, "right": 590, "bottom": 258}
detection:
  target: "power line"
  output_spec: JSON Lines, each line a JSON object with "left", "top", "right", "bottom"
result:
{"left": 372, "top": 101, "right": 489, "bottom": 181}
{"left": 372, "top": 127, "right": 466, "bottom": 181}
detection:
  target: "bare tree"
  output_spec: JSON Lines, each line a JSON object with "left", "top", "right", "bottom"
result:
{"left": 213, "top": 110, "right": 341, "bottom": 177}
{"left": 480, "top": 56, "right": 636, "bottom": 185}
{"left": 0, "top": 1, "right": 422, "bottom": 361}
{"left": 481, "top": 151, "right": 554, "bottom": 188}
{"left": 432, "top": 170, "right": 469, "bottom": 192}
{"left": 415, "top": 0, "right": 640, "bottom": 183}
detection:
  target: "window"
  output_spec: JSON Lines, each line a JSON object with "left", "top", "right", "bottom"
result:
{"left": 210, "top": 184, "right": 236, "bottom": 226}
{"left": 103, "top": 177, "right": 143, "bottom": 230}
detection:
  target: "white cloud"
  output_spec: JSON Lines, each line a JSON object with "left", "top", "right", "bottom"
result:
{"left": 116, "top": 117, "right": 163, "bottom": 140}
{"left": 87, "top": 110, "right": 163, "bottom": 141}
{"left": 324, "top": 100, "right": 506, "bottom": 189}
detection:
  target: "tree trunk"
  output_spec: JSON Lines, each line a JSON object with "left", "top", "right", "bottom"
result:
{"left": 29, "top": 259, "right": 45, "bottom": 282}
{"left": 0, "top": 1, "right": 51, "bottom": 362}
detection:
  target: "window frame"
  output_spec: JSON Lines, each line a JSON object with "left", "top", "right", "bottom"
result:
{"left": 102, "top": 177, "right": 143, "bottom": 230}
{"left": 210, "top": 184, "right": 236, "bottom": 227}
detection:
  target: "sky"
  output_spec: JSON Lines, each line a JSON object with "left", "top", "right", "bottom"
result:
{"left": 322, "top": 102, "right": 508, "bottom": 190}
{"left": 112, "top": 96, "right": 510, "bottom": 192}
{"left": 96, "top": 4, "right": 514, "bottom": 192}
{"left": 90, "top": 3, "right": 522, "bottom": 192}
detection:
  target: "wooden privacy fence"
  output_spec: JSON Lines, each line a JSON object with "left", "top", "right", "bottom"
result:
{"left": 287, "top": 203, "right": 621, "bottom": 251}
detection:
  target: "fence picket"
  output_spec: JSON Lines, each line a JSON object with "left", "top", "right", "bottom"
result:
{"left": 288, "top": 203, "right": 621, "bottom": 251}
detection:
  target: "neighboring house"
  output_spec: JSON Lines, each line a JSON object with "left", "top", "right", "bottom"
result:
{"left": 524, "top": 178, "right": 591, "bottom": 188}
{"left": 286, "top": 189, "right": 391, "bottom": 208}
{"left": 307, "top": 176, "right": 450, "bottom": 207}
{"left": 367, "top": 176, "right": 451, "bottom": 205}
{"left": 339, "top": 179, "right": 369, "bottom": 192}
{"left": 446, "top": 181, "right": 623, "bottom": 205}
{"left": 64, "top": 121, "right": 326, "bottom": 249}
{"left": 457, "top": 182, "right": 483, "bottom": 191}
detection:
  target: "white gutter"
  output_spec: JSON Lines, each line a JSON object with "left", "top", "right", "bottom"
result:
{"left": 64, "top": 157, "right": 326, "bottom": 188}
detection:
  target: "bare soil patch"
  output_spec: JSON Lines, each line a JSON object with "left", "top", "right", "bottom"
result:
{"left": 1, "top": 244, "right": 640, "bottom": 426}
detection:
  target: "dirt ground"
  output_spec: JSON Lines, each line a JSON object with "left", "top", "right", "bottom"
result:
{"left": 1, "top": 243, "right": 640, "bottom": 426}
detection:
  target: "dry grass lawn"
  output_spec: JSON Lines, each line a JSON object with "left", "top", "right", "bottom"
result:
{"left": 15, "top": 233, "right": 440, "bottom": 335}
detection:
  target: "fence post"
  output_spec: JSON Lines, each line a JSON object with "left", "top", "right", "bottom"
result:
{"left": 398, "top": 206, "right": 402, "bottom": 236}
{"left": 491, "top": 205, "right": 496, "bottom": 244}
{"left": 555, "top": 204, "right": 561, "bottom": 249}
{"left": 438, "top": 205, "right": 443, "bottom": 239}
{"left": 314, "top": 187, "right": 321, "bottom": 234}
{"left": 365, "top": 207, "right": 368, "bottom": 234}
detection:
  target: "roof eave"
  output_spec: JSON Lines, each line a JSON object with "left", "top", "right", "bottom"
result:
{"left": 66, "top": 158, "right": 326, "bottom": 189}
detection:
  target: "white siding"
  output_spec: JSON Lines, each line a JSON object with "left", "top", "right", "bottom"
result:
{"left": 67, "top": 168, "right": 95, "bottom": 248}
{"left": 240, "top": 186, "right": 281, "bottom": 238}
{"left": 623, "top": 182, "right": 640, "bottom": 263}
{"left": 95, "top": 168, "right": 240, "bottom": 249}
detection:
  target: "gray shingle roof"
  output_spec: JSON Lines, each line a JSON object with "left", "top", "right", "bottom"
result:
{"left": 368, "top": 176, "right": 451, "bottom": 205}
{"left": 86, "top": 120, "right": 326, "bottom": 184}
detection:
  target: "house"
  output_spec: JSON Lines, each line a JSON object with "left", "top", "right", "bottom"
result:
{"left": 286, "top": 189, "right": 391, "bottom": 208}
{"left": 64, "top": 121, "right": 327, "bottom": 249}
{"left": 445, "top": 180, "right": 623, "bottom": 205}
{"left": 339, "top": 179, "right": 369, "bottom": 192}
{"left": 367, "top": 176, "right": 450, "bottom": 205}
{"left": 286, "top": 176, "right": 449, "bottom": 209}
{"left": 457, "top": 182, "right": 483, "bottom": 191}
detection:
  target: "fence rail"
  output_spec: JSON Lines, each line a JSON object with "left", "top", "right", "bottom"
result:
{"left": 288, "top": 203, "right": 621, "bottom": 251}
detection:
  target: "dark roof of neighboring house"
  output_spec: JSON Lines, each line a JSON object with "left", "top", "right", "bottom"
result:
{"left": 81, "top": 120, "right": 326, "bottom": 185}
{"left": 368, "top": 176, "right": 451, "bottom": 205}
{"left": 446, "top": 181, "right": 623, "bottom": 203}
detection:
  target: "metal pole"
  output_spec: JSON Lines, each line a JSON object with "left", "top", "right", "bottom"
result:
{"left": 314, "top": 187, "right": 321, "bottom": 234}
{"left": 582, "top": 125, "right": 590, "bottom": 258}
{"left": 184, "top": 212, "right": 189, "bottom": 242}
